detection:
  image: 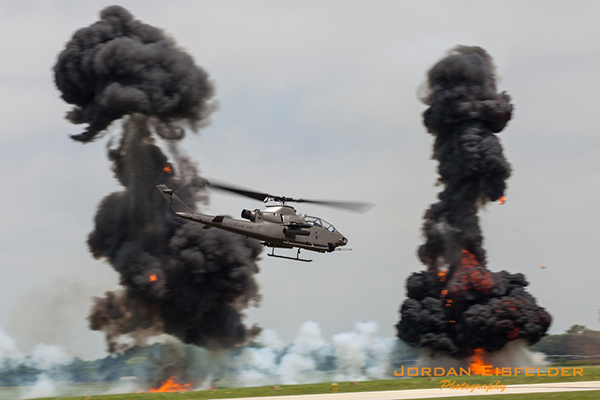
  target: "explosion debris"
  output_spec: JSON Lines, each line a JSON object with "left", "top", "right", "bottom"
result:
{"left": 396, "top": 46, "right": 551, "bottom": 362}
{"left": 54, "top": 6, "right": 262, "bottom": 356}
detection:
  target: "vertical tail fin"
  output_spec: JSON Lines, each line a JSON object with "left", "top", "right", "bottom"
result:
{"left": 156, "top": 184, "right": 194, "bottom": 214}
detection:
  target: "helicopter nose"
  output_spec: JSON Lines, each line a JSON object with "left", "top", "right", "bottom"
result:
{"left": 341, "top": 237, "right": 348, "bottom": 246}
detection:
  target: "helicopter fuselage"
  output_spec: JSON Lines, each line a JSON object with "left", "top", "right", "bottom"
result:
{"left": 158, "top": 184, "right": 348, "bottom": 254}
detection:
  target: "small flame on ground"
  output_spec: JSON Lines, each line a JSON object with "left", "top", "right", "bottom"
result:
{"left": 498, "top": 196, "right": 506, "bottom": 205}
{"left": 149, "top": 274, "right": 158, "bottom": 282}
{"left": 149, "top": 376, "right": 192, "bottom": 392}
{"left": 163, "top": 164, "right": 173, "bottom": 173}
{"left": 470, "top": 348, "right": 493, "bottom": 375}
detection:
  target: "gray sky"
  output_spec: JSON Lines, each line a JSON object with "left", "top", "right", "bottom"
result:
{"left": 1, "top": 0, "right": 599, "bottom": 360}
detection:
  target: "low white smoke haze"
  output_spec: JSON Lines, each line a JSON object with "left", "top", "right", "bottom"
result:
{"left": 0, "top": 334, "right": 74, "bottom": 399}
{"left": 0, "top": 321, "right": 398, "bottom": 398}
{"left": 226, "top": 321, "right": 396, "bottom": 386}
{"left": 1, "top": 321, "right": 553, "bottom": 400}
{"left": 19, "top": 375, "right": 61, "bottom": 400}
{"left": 0, "top": 327, "right": 21, "bottom": 360}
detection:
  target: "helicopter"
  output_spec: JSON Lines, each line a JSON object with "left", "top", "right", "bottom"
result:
{"left": 157, "top": 180, "right": 374, "bottom": 262}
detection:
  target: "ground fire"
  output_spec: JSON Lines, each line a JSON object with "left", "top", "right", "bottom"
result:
{"left": 148, "top": 377, "right": 193, "bottom": 393}
{"left": 470, "top": 348, "right": 492, "bottom": 375}
{"left": 396, "top": 46, "right": 551, "bottom": 366}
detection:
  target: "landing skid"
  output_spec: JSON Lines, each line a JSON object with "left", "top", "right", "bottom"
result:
{"left": 267, "top": 248, "right": 312, "bottom": 262}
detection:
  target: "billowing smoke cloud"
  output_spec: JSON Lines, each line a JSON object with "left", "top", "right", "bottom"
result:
{"left": 0, "top": 322, "right": 399, "bottom": 398}
{"left": 0, "top": 332, "right": 74, "bottom": 399}
{"left": 17, "top": 344, "right": 73, "bottom": 400}
{"left": 396, "top": 46, "right": 551, "bottom": 360}
{"left": 54, "top": 6, "right": 262, "bottom": 354}
{"left": 225, "top": 321, "right": 396, "bottom": 386}
{"left": 54, "top": 5, "right": 214, "bottom": 142}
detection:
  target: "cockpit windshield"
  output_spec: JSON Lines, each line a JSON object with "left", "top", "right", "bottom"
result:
{"left": 305, "top": 216, "right": 337, "bottom": 233}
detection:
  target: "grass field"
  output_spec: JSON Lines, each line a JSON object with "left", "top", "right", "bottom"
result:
{"left": 413, "top": 391, "right": 600, "bottom": 400}
{"left": 2, "top": 366, "right": 599, "bottom": 400}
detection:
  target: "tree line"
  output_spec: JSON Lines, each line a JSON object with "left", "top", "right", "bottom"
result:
{"left": 530, "top": 325, "right": 600, "bottom": 359}
{"left": 1, "top": 327, "right": 599, "bottom": 387}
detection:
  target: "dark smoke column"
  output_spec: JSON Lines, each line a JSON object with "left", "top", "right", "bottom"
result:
{"left": 396, "top": 46, "right": 551, "bottom": 360}
{"left": 54, "top": 6, "right": 262, "bottom": 354}
{"left": 54, "top": 5, "right": 214, "bottom": 142}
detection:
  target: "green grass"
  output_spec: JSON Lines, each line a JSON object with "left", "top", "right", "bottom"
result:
{"left": 5, "top": 366, "right": 600, "bottom": 400}
{"left": 411, "top": 391, "right": 600, "bottom": 400}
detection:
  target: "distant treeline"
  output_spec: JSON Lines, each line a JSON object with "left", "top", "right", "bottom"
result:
{"left": 531, "top": 325, "right": 600, "bottom": 361}
{"left": 0, "top": 344, "right": 159, "bottom": 387}
{"left": 0, "top": 340, "right": 417, "bottom": 387}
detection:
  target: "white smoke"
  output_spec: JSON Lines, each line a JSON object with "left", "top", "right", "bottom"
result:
{"left": 0, "top": 326, "right": 21, "bottom": 359}
{"left": 1, "top": 321, "right": 396, "bottom": 397}
{"left": 25, "top": 343, "right": 72, "bottom": 370}
{"left": 277, "top": 321, "right": 328, "bottom": 384}
{"left": 0, "top": 327, "right": 75, "bottom": 399}
{"left": 19, "top": 374, "right": 60, "bottom": 399}
{"left": 226, "top": 321, "right": 395, "bottom": 386}
{"left": 486, "top": 339, "right": 549, "bottom": 368}
{"left": 332, "top": 321, "right": 395, "bottom": 381}
{"left": 16, "top": 344, "right": 73, "bottom": 399}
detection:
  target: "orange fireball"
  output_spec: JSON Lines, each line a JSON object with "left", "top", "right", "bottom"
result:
{"left": 461, "top": 250, "right": 479, "bottom": 268}
{"left": 470, "top": 348, "right": 492, "bottom": 375}
{"left": 149, "top": 376, "right": 192, "bottom": 393}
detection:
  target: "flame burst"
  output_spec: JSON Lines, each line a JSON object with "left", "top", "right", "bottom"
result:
{"left": 461, "top": 250, "right": 479, "bottom": 268}
{"left": 470, "top": 348, "right": 493, "bottom": 375}
{"left": 149, "top": 274, "right": 158, "bottom": 282}
{"left": 149, "top": 376, "right": 192, "bottom": 392}
{"left": 498, "top": 196, "right": 506, "bottom": 205}
{"left": 438, "top": 270, "right": 448, "bottom": 283}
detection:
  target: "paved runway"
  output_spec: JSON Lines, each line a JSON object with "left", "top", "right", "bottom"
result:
{"left": 217, "top": 380, "right": 600, "bottom": 400}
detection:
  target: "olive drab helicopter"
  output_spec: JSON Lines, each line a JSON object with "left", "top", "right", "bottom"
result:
{"left": 157, "top": 180, "right": 374, "bottom": 262}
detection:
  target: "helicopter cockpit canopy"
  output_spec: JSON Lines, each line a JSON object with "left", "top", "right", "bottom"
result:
{"left": 305, "top": 215, "right": 337, "bottom": 233}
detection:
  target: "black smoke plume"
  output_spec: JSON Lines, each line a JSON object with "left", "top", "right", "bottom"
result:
{"left": 396, "top": 46, "right": 551, "bottom": 359}
{"left": 54, "top": 6, "right": 262, "bottom": 354}
{"left": 54, "top": 5, "right": 214, "bottom": 142}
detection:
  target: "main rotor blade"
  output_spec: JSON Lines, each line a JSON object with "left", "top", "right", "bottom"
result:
{"left": 206, "top": 180, "right": 270, "bottom": 202}
{"left": 293, "top": 198, "right": 375, "bottom": 214}
{"left": 206, "top": 179, "right": 375, "bottom": 213}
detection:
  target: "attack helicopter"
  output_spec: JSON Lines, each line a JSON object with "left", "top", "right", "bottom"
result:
{"left": 157, "top": 180, "right": 373, "bottom": 262}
